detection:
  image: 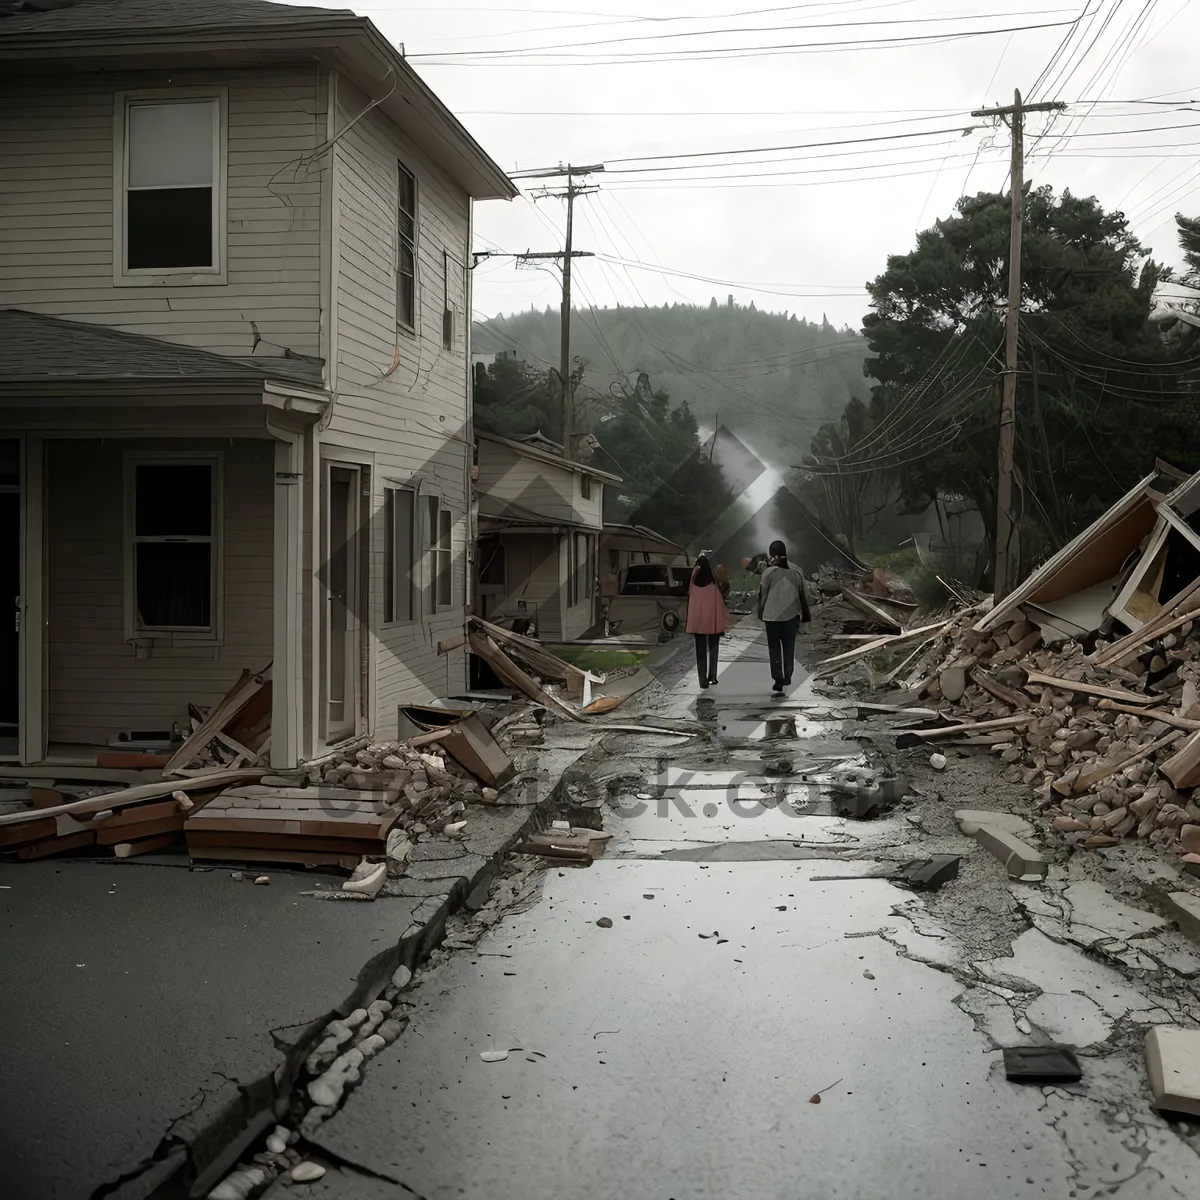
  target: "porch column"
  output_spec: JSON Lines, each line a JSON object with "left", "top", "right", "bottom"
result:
{"left": 19, "top": 434, "right": 44, "bottom": 764}
{"left": 270, "top": 423, "right": 305, "bottom": 768}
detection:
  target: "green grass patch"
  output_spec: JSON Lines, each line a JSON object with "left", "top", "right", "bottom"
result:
{"left": 546, "top": 646, "right": 649, "bottom": 672}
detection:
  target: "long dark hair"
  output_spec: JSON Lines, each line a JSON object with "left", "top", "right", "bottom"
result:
{"left": 692, "top": 554, "right": 715, "bottom": 587}
{"left": 768, "top": 539, "right": 789, "bottom": 569}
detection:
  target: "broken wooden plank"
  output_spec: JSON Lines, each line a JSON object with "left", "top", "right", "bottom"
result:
{"left": 96, "top": 816, "right": 183, "bottom": 846}
{"left": 163, "top": 664, "right": 271, "bottom": 773}
{"left": 895, "top": 714, "right": 1035, "bottom": 746}
{"left": 1095, "top": 585, "right": 1200, "bottom": 666}
{"left": 114, "top": 833, "right": 182, "bottom": 858}
{"left": 1022, "top": 670, "right": 1156, "bottom": 706}
{"left": 1096, "top": 699, "right": 1200, "bottom": 731}
{"left": 1160, "top": 729, "right": 1200, "bottom": 790}
{"left": 185, "top": 830, "right": 380, "bottom": 855}
{"left": 17, "top": 830, "right": 96, "bottom": 859}
{"left": 814, "top": 619, "right": 956, "bottom": 672}
{"left": 1062, "top": 730, "right": 1183, "bottom": 796}
{"left": 185, "top": 845, "right": 361, "bottom": 869}
{"left": 0, "top": 768, "right": 267, "bottom": 828}
{"left": 839, "top": 589, "right": 903, "bottom": 632}
{"left": 468, "top": 631, "right": 582, "bottom": 722}
{"left": 971, "top": 667, "right": 1033, "bottom": 710}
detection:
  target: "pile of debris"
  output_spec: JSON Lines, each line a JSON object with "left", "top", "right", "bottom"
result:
{"left": 817, "top": 461, "right": 1200, "bottom": 871}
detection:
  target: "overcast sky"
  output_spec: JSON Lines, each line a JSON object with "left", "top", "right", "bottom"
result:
{"left": 307, "top": 0, "right": 1198, "bottom": 330}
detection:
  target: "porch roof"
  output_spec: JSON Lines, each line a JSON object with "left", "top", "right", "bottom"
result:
{"left": 0, "top": 309, "right": 326, "bottom": 389}
{"left": 478, "top": 495, "right": 592, "bottom": 531}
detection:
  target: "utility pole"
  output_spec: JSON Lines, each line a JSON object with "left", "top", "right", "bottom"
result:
{"left": 513, "top": 163, "right": 604, "bottom": 460}
{"left": 971, "top": 91, "right": 1065, "bottom": 600}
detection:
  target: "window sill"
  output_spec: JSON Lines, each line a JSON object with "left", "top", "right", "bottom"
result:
{"left": 396, "top": 323, "right": 417, "bottom": 339}
{"left": 114, "top": 269, "right": 227, "bottom": 288}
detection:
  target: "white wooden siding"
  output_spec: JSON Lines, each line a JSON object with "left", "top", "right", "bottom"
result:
{"left": 46, "top": 438, "right": 274, "bottom": 746}
{"left": 0, "top": 70, "right": 323, "bottom": 360}
{"left": 328, "top": 75, "right": 473, "bottom": 732}
{"left": 476, "top": 440, "right": 605, "bottom": 528}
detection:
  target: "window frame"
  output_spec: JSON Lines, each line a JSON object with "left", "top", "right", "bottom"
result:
{"left": 122, "top": 451, "right": 224, "bottom": 644}
{"left": 396, "top": 162, "right": 418, "bottom": 333}
{"left": 382, "top": 485, "right": 417, "bottom": 627}
{"left": 422, "top": 493, "right": 454, "bottom": 615}
{"left": 580, "top": 472, "right": 593, "bottom": 501}
{"left": 112, "top": 87, "right": 228, "bottom": 287}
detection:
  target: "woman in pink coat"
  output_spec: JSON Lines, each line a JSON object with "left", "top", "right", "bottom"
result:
{"left": 686, "top": 554, "right": 727, "bottom": 688}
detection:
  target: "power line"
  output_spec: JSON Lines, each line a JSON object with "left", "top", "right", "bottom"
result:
{"left": 410, "top": 10, "right": 1079, "bottom": 58}
{"left": 415, "top": 19, "right": 1079, "bottom": 65}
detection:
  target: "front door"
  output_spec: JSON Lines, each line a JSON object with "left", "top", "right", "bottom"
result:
{"left": 322, "top": 463, "right": 362, "bottom": 744}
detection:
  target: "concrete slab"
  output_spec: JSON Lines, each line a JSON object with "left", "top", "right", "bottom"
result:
{"left": 311, "top": 861, "right": 1089, "bottom": 1200}
{"left": 972, "top": 824, "right": 1047, "bottom": 880}
{"left": 955, "top": 809, "right": 1034, "bottom": 838}
{"left": 1163, "top": 891, "right": 1200, "bottom": 943}
{"left": 1145, "top": 1027, "right": 1200, "bottom": 1116}
{"left": 0, "top": 859, "right": 424, "bottom": 1200}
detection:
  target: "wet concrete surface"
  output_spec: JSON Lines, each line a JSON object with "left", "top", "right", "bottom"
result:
{"left": 306, "top": 623, "right": 1200, "bottom": 1197}
{"left": 0, "top": 858, "right": 423, "bottom": 1200}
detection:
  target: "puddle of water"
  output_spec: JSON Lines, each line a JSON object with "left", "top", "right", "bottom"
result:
{"left": 719, "top": 715, "right": 825, "bottom": 741}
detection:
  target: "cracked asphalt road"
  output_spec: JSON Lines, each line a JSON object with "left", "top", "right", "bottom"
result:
{"left": 305, "top": 621, "right": 1200, "bottom": 1200}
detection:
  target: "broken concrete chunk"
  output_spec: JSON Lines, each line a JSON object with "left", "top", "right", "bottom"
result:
{"left": 265, "top": 1125, "right": 290, "bottom": 1155}
{"left": 929, "top": 752, "right": 947, "bottom": 771}
{"left": 1164, "top": 891, "right": 1200, "bottom": 943}
{"left": 208, "top": 1165, "right": 266, "bottom": 1200}
{"left": 955, "top": 809, "right": 1033, "bottom": 838}
{"left": 342, "top": 860, "right": 387, "bottom": 898}
{"left": 972, "top": 824, "right": 1048, "bottom": 880}
{"left": 390, "top": 965, "right": 413, "bottom": 992}
{"left": 893, "top": 855, "right": 960, "bottom": 892}
{"left": 1145, "top": 1027, "right": 1200, "bottom": 1117}
{"left": 291, "top": 1162, "right": 327, "bottom": 1183}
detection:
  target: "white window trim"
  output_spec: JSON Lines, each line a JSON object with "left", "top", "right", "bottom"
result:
{"left": 396, "top": 161, "right": 418, "bottom": 335}
{"left": 382, "top": 484, "right": 417, "bottom": 628}
{"left": 421, "top": 491, "right": 455, "bottom": 616}
{"left": 112, "top": 86, "right": 229, "bottom": 287}
{"left": 122, "top": 451, "right": 224, "bottom": 645}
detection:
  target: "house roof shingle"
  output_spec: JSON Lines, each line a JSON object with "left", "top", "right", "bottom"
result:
{"left": 0, "top": 0, "right": 353, "bottom": 34}
{"left": 0, "top": 308, "right": 326, "bottom": 388}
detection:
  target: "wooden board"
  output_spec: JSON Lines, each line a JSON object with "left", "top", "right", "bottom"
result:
{"left": 17, "top": 830, "right": 96, "bottom": 859}
{"left": 163, "top": 665, "right": 271, "bottom": 773}
{"left": 187, "top": 815, "right": 393, "bottom": 841}
{"left": 0, "top": 817, "right": 56, "bottom": 847}
{"left": 114, "top": 833, "right": 183, "bottom": 858}
{"left": 1160, "top": 729, "right": 1200, "bottom": 790}
{"left": 215, "top": 785, "right": 401, "bottom": 807}
{"left": 185, "top": 830, "right": 380, "bottom": 855}
{"left": 839, "top": 589, "right": 903, "bottom": 632}
{"left": 0, "top": 769, "right": 267, "bottom": 828}
{"left": 0, "top": 766, "right": 163, "bottom": 785}
{"left": 1023, "top": 671, "right": 1156, "bottom": 706}
{"left": 93, "top": 800, "right": 183, "bottom": 830}
{"left": 96, "top": 816, "right": 184, "bottom": 845}
{"left": 187, "top": 846, "right": 361, "bottom": 869}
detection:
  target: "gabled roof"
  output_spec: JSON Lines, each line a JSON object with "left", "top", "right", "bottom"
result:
{"left": 477, "top": 430, "right": 622, "bottom": 484}
{"left": 0, "top": 308, "right": 326, "bottom": 388}
{"left": 0, "top": 0, "right": 517, "bottom": 201}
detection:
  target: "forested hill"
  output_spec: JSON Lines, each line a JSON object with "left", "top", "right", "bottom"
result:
{"left": 472, "top": 300, "right": 875, "bottom": 464}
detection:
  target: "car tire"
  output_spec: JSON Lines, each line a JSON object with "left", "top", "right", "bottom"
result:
{"left": 661, "top": 611, "right": 680, "bottom": 633}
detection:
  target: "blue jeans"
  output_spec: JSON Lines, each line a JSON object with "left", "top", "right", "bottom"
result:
{"left": 766, "top": 617, "right": 799, "bottom": 685}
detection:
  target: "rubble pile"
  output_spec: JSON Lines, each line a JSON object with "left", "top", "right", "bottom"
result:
{"left": 817, "top": 461, "right": 1200, "bottom": 874}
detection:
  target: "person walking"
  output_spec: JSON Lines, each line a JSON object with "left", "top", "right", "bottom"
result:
{"left": 686, "top": 553, "right": 727, "bottom": 688}
{"left": 757, "top": 539, "right": 811, "bottom": 694}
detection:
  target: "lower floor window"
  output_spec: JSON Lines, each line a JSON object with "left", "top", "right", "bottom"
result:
{"left": 127, "top": 457, "right": 219, "bottom": 636}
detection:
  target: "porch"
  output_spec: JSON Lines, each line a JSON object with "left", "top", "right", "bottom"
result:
{"left": 0, "top": 309, "right": 339, "bottom": 767}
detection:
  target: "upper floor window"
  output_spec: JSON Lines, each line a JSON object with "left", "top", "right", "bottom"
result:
{"left": 397, "top": 163, "right": 417, "bottom": 330}
{"left": 115, "top": 90, "right": 227, "bottom": 285}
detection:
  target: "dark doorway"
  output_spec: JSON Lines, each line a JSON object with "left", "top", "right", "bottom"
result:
{"left": 0, "top": 489, "right": 19, "bottom": 731}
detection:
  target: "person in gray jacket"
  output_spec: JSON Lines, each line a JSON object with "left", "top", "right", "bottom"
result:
{"left": 756, "top": 539, "right": 811, "bottom": 694}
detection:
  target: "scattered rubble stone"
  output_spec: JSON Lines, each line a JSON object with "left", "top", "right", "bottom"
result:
{"left": 291, "top": 1162, "right": 327, "bottom": 1183}
{"left": 971, "top": 825, "right": 1048, "bottom": 881}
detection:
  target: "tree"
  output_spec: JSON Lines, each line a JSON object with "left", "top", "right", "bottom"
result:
{"left": 822, "top": 185, "right": 1200, "bottom": 584}
{"left": 473, "top": 357, "right": 565, "bottom": 442}
{"left": 1178, "top": 214, "right": 1200, "bottom": 279}
{"left": 594, "top": 384, "right": 731, "bottom": 547}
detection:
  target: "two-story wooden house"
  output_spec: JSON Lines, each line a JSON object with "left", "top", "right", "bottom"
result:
{"left": 474, "top": 431, "right": 620, "bottom": 642}
{"left": 0, "top": 0, "right": 516, "bottom": 766}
